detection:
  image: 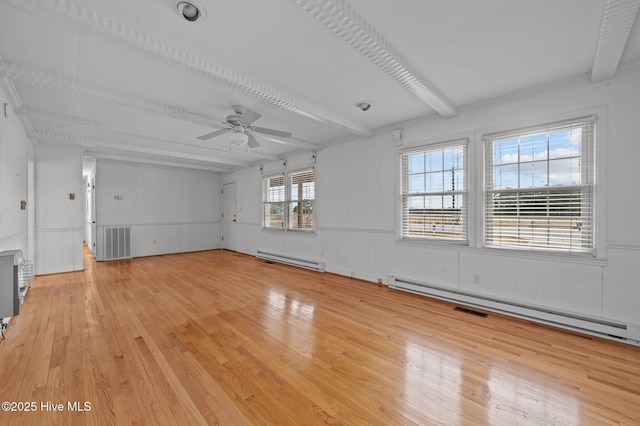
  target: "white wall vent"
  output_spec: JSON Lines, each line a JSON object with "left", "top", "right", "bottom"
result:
{"left": 388, "top": 276, "right": 632, "bottom": 343}
{"left": 103, "top": 227, "right": 132, "bottom": 260}
{"left": 256, "top": 250, "right": 325, "bottom": 272}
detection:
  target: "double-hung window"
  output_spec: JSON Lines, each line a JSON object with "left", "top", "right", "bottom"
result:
{"left": 400, "top": 141, "right": 468, "bottom": 242}
{"left": 263, "top": 169, "right": 315, "bottom": 231}
{"left": 263, "top": 175, "right": 285, "bottom": 229}
{"left": 287, "top": 170, "right": 315, "bottom": 231}
{"left": 484, "top": 117, "right": 595, "bottom": 254}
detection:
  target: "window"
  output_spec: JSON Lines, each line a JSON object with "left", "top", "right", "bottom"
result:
{"left": 401, "top": 141, "right": 467, "bottom": 242}
{"left": 484, "top": 117, "right": 595, "bottom": 254}
{"left": 263, "top": 169, "right": 315, "bottom": 231}
{"left": 263, "top": 175, "right": 285, "bottom": 229}
{"left": 287, "top": 170, "right": 315, "bottom": 231}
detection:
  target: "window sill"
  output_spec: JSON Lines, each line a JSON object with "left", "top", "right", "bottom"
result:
{"left": 479, "top": 246, "right": 606, "bottom": 266}
{"left": 261, "top": 227, "right": 316, "bottom": 235}
{"left": 400, "top": 236, "right": 469, "bottom": 246}
{"left": 286, "top": 229, "right": 316, "bottom": 234}
{"left": 396, "top": 238, "right": 606, "bottom": 266}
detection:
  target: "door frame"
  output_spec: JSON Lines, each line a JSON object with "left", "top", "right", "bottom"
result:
{"left": 221, "top": 182, "right": 237, "bottom": 251}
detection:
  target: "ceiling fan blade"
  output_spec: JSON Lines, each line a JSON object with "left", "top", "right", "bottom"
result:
{"left": 196, "top": 128, "right": 230, "bottom": 140}
{"left": 239, "top": 108, "right": 262, "bottom": 126}
{"left": 246, "top": 132, "right": 260, "bottom": 148}
{"left": 253, "top": 126, "right": 292, "bottom": 139}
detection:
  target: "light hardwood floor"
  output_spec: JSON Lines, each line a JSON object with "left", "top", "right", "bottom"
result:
{"left": 0, "top": 247, "right": 639, "bottom": 425}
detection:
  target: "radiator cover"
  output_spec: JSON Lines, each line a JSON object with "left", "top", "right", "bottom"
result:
{"left": 256, "top": 250, "right": 325, "bottom": 272}
{"left": 388, "top": 276, "right": 632, "bottom": 342}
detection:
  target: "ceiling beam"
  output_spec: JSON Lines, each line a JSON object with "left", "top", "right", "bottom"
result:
{"left": 0, "top": 60, "right": 220, "bottom": 127}
{"left": 591, "top": 0, "right": 640, "bottom": 82}
{"left": 28, "top": 131, "right": 236, "bottom": 171}
{"left": 0, "top": 60, "right": 320, "bottom": 151}
{"left": 4, "top": 0, "right": 372, "bottom": 137}
{"left": 84, "top": 151, "right": 227, "bottom": 173}
{"left": 293, "top": 0, "right": 457, "bottom": 118}
{"left": 256, "top": 133, "right": 318, "bottom": 150}
{"left": 14, "top": 106, "right": 279, "bottom": 162}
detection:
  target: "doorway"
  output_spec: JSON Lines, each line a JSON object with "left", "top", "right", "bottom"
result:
{"left": 221, "top": 182, "right": 237, "bottom": 251}
{"left": 82, "top": 157, "right": 97, "bottom": 257}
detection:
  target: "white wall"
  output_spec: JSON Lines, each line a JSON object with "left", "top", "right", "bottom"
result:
{"left": 35, "top": 146, "right": 84, "bottom": 274}
{"left": 223, "top": 64, "right": 640, "bottom": 332}
{"left": 95, "top": 160, "right": 221, "bottom": 259}
{"left": 0, "top": 82, "right": 32, "bottom": 325}
{"left": 0, "top": 86, "right": 31, "bottom": 257}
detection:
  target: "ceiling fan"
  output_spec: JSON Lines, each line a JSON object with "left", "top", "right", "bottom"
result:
{"left": 196, "top": 105, "right": 292, "bottom": 148}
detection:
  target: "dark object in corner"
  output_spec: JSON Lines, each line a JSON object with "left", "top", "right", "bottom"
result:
{"left": 454, "top": 306, "right": 488, "bottom": 318}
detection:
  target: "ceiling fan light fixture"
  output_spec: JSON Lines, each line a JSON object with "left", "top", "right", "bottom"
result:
{"left": 195, "top": 106, "right": 285, "bottom": 149}
{"left": 173, "top": 1, "right": 206, "bottom": 22}
{"left": 230, "top": 131, "right": 249, "bottom": 146}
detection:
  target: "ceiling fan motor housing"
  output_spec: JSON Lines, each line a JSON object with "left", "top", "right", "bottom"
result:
{"left": 226, "top": 114, "right": 243, "bottom": 125}
{"left": 197, "top": 105, "right": 290, "bottom": 147}
{"left": 232, "top": 105, "right": 247, "bottom": 115}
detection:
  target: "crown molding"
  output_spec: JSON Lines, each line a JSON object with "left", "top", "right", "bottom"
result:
{"left": 0, "top": 53, "right": 35, "bottom": 137}
{"left": 293, "top": 0, "right": 456, "bottom": 118}
{"left": 3, "top": 0, "right": 371, "bottom": 137}
{"left": 15, "top": 106, "right": 280, "bottom": 161}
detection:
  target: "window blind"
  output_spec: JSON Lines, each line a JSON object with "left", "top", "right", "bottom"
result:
{"left": 263, "top": 175, "right": 285, "bottom": 229}
{"left": 287, "top": 169, "right": 315, "bottom": 231}
{"left": 263, "top": 169, "right": 315, "bottom": 231}
{"left": 401, "top": 142, "right": 468, "bottom": 242}
{"left": 484, "top": 117, "right": 595, "bottom": 254}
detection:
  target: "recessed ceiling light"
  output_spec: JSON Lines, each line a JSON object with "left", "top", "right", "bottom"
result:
{"left": 172, "top": 0, "right": 207, "bottom": 22}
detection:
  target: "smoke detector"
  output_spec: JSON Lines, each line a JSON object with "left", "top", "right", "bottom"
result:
{"left": 172, "top": 0, "right": 207, "bottom": 22}
{"left": 356, "top": 101, "right": 373, "bottom": 112}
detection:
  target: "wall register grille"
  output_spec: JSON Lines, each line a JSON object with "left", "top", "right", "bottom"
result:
{"left": 103, "top": 227, "right": 132, "bottom": 260}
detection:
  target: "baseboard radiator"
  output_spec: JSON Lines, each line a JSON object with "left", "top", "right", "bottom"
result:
{"left": 388, "top": 276, "right": 629, "bottom": 341}
{"left": 256, "top": 250, "right": 326, "bottom": 272}
{"left": 103, "top": 227, "right": 132, "bottom": 261}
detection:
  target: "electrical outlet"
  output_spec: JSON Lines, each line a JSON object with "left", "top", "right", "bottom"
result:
{"left": 473, "top": 274, "right": 481, "bottom": 284}
{"left": 377, "top": 278, "right": 383, "bottom": 285}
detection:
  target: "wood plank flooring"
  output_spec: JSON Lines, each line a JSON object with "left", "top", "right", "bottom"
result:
{"left": 0, "top": 247, "right": 639, "bottom": 425}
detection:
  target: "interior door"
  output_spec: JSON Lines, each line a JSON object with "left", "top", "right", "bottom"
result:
{"left": 221, "top": 182, "right": 237, "bottom": 251}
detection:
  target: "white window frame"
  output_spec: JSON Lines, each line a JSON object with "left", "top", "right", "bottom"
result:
{"left": 400, "top": 139, "right": 468, "bottom": 244}
{"left": 262, "top": 174, "right": 286, "bottom": 230}
{"left": 262, "top": 168, "right": 315, "bottom": 232}
{"left": 483, "top": 116, "right": 597, "bottom": 256}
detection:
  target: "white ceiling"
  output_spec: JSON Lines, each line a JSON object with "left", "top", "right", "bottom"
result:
{"left": 1, "top": 0, "right": 639, "bottom": 174}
